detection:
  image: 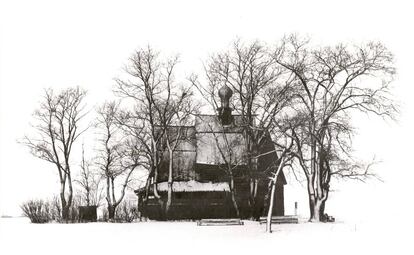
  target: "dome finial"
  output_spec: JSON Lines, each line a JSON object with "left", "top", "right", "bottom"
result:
{"left": 217, "top": 85, "right": 233, "bottom": 125}
{"left": 218, "top": 84, "right": 233, "bottom": 109}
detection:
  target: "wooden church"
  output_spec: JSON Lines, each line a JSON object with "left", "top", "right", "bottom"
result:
{"left": 135, "top": 85, "right": 286, "bottom": 220}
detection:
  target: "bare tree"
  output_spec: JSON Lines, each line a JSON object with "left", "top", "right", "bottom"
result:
{"left": 273, "top": 35, "right": 397, "bottom": 222}
{"left": 74, "top": 144, "right": 102, "bottom": 206}
{"left": 158, "top": 89, "right": 196, "bottom": 216}
{"left": 22, "top": 87, "right": 87, "bottom": 221}
{"left": 264, "top": 132, "right": 295, "bottom": 232}
{"left": 207, "top": 120, "right": 244, "bottom": 217}
{"left": 265, "top": 153, "right": 287, "bottom": 232}
{"left": 95, "top": 102, "right": 142, "bottom": 221}
{"left": 192, "top": 40, "right": 295, "bottom": 218}
{"left": 114, "top": 46, "right": 188, "bottom": 215}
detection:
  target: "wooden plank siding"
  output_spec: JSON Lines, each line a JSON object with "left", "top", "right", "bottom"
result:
{"left": 136, "top": 114, "right": 286, "bottom": 220}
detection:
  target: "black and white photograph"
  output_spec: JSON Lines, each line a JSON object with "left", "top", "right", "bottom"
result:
{"left": 0, "top": 0, "right": 413, "bottom": 254}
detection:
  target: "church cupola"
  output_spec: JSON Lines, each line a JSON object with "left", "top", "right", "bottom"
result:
{"left": 217, "top": 84, "right": 233, "bottom": 125}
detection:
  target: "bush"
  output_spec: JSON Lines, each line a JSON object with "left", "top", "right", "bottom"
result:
{"left": 21, "top": 200, "right": 51, "bottom": 223}
{"left": 101, "top": 207, "right": 109, "bottom": 222}
{"left": 68, "top": 195, "right": 80, "bottom": 222}
{"left": 21, "top": 196, "right": 83, "bottom": 223}
{"left": 116, "top": 201, "right": 139, "bottom": 223}
{"left": 99, "top": 201, "right": 139, "bottom": 223}
{"left": 51, "top": 195, "right": 81, "bottom": 223}
{"left": 101, "top": 201, "right": 138, "bottom": 223}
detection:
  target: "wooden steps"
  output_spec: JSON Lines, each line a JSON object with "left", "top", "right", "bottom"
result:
{"left": 259, "top": 215, "right": 299, "bottom": 224}
{"left": 197, "top": 216, "right": 298, "bottom": 226}
{"left": 197, "top": 218, "right": 244, "bottom": 226}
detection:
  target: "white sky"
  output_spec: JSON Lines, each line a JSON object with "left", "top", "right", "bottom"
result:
{"left": 0, "top": 0, "right": 413, "bottom": 225}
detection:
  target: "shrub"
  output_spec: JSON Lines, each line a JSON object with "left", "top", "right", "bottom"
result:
{"left": 21, "top": 196, "right": 83, "bottom": 223}
{"left": 20, "top": 200, "right": 51, "bottom": 223}
{"left": 50, "top": 196, "right": 62, "bottom": 222}
{"left": 51, "top": 195, "right": 81, "bottom": 223}
{"left": 101, "top": 207, "right": 109, "bottom": 222}
{"left": 115, "top": 201, "right": 138, "bottom": 223}
{"left": 100, "top": 201, "right": 138, "bottom": 223}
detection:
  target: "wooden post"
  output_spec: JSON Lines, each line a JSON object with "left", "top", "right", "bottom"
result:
{"left": 294, "top": 202, "right": 298, "bottom": 216}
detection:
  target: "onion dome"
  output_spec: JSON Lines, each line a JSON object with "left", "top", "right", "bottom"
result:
{"left": 218, "top": 85, "right": 233, "bottom": 108}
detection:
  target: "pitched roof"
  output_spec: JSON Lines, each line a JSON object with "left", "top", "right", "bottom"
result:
{"left": 156, "top": 181, "right": 230, "bottom": 192}
{"left": 156, "top": 114, "right": 285, "bottom": 184}
{"left": 195, "top": 115, "right": 246, "bottom": 165}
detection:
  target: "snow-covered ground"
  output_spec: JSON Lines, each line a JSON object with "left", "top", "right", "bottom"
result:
{"left": 0, "top": 217, "right": 411, "bottom": 255}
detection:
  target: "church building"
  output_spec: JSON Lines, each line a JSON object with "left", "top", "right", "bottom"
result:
{"left": 135, "top": 85, "right": 286, "bottom": 220}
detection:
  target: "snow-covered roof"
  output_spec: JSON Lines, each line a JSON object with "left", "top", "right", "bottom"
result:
{"left": 155, "top": 114, "right": 282, "bottom": 184}
{"left": 156, "top": 181, "right": 230, "bottom": 192}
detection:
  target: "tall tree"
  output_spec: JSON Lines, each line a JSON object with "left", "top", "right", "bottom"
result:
{"left": 264, "top": 120, "right": 297, "bottom": 232}
{"left": 115, "top": 46, "right": 186, "bottom": 215}
{"left": 207, "top": 120, "right": 245, "bottom": 218}
{"left": 95, "top": 102, "right": 142, "bottom": 221}
{"left": 158, "top": 89, "right": 195, "bottom": 216}
{"left": 192, "top": 40, "right": 294, "bottom": 218}
{"left": 265, "top": 149, "right": 290, "bottom": 233}
{"left": 22, "top": 87, "right": 87, "bottom": 221}
{"left": 74, "top": 144, "right": 102, "bottom": 206}
{"left": 273, "top": 35, "right": 397, "bottom": 222}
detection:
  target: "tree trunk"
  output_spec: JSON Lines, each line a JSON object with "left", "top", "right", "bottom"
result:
{"left": 108, "top": 205, "right": 116, "bottom": 221}
{"left": 248, "top": 147, "right": 259, "bottom": 219}
{"left": 166, "top": 182, "right": 173, "bottom": 216}
{"left": 266, "top": 157, "right": 285, "bottom": 233}
{"left": 320, "top": 200, "right": 326, "bottom": 221}
{"left": 67, "top": 172, "right": 73, "bottom": 217}
{"left": 60, "top": 181, "right": 69, "bottom": 222}
{"left": 153, "top": 170, "right": 162, "bottom": 199}
{"left": 61, "top": 204, "right": 69, "bottom": 222}
{"left": 308, "top": 196, "right": 325, "bottom": 222}
{"left": 144, "top": 177, "right": 151, "bottom": 202}
{"left": 266, "top": 181, "right": 276, "bottom": 233}
{"left": 165, "top": 148, "right": 173, "bottom": 217}
{"left": 229, "top": 177, "right": 240, "bottom": 217}
{"left": 86, "top": 187, "right": 91, "bottom": 206}
{"left": 151, "top": 138, "right": 162, "bottom": 199}
{"left": 248, "top": 178, "right": 259, "bottom": 219}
